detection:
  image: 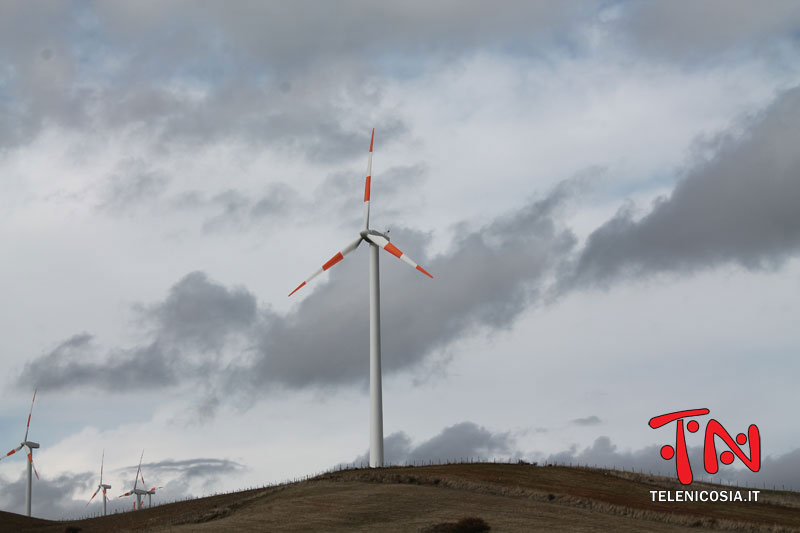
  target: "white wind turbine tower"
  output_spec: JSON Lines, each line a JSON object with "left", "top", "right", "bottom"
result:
{"left": 289, "top": 129, "right": 433, "bottom": 467}
{"left": 0, "top": 389, "right": 41, "bottom": 517}
{"left": 119, "top": 450, "right": 150, "bottom": 510}
{"left": 86, "top": 450, "right": 111, "bottom": 516}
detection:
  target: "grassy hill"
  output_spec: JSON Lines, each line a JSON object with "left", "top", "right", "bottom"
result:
{"left": 3, "top": 463, "right": 799, "bottom": 532}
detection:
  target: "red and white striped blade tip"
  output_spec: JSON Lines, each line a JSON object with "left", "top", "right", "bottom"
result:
{"left": 87, "top": 488, "right": 100, "bottom": 506}
{"left": 366, "top": 234, "right": 434, "bottom": 279}
{"left": 2, "top": 445, "right": 22, "bottom": 460}
{"left": 288, "top": 281, "right": 306, "bottom": 297}
{"left": 416, "top": 265, "right": 434, "bottom": 278}
{"left": 28, "top": 453, "right": 39, "bottom": 480}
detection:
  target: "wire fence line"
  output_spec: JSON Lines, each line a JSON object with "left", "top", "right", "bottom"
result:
{"left": 70, "top": 456, "right": 797, "bottom": 520}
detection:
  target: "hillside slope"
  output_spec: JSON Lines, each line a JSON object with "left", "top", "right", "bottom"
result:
{"left": 3, "top": 463, "right": 799, "bottom": 532}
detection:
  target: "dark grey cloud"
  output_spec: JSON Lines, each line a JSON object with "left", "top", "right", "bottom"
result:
{"left": 143, "top": 271, "right": 258, "bottom": 352}
{"left": 0, "top": 2, "right": 586, "bottom": 157}
{"left": 18, "top": 335, "right": 175, "bottom": 393}
{"left": 118, "top": 457, "right": 246, "bottom": 496}
{"left": 571, "top": 415, "right": 602, "bottom": 426}
{"left": 547, "top": 436, "right": 674, "bottom": 475}
{"left": 91, "top": 2, "right": 593, "bottom": 72}
{"left": 565, "top": 86, "right": 800, "bottom": 289}
{"left": 99, "top": 158, "right": 169, "bottom": 213}
{"left": 18, "top": 175, "right": 577, "bottom": 396}
{"left": 18, "top": 272, "right": 256, "bottom": 392}
{"left": 0, "top": 469, "right": 93, "bottom": 520}
{"left": 350, "top": 422, "right": 517, "bottom": 466}
{"left": 230, "top": 180, "right": 577, "bottom": 392}
{"left": 0, "top": 456, "right": 246, "bottom": 520}
{"left": 0, "top": 3, "right": 412, "bottom": 158}
{"left": 140, "top": 457, "right": 244, "bottom": 479}
{"left": 618, "top": 1, "right": 800, "bottom": 63}
{"left": 3, "top": 1, "right": 796, "bottom": 165}
{"left": 545, "top": 436, "right": 800, "bottom": 491}
{"left": 17, "top": 78, "right": 800, "bottom": 400}
{"left": 198, "top": 181, "right": 310, "bottom": 234}
{"left": 196, "top": 162, "right": 426, "bottom": 234}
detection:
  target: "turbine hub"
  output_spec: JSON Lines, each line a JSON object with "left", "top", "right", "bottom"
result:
{"left": 363, "top": 229, "right": 390, "bottom": 241}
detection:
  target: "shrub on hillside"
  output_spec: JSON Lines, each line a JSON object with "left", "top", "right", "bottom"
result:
{"left": 424, "top": 516, "right": 491, "bottom": 532}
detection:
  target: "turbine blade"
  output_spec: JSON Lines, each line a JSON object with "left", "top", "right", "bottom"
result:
{"left": 364, "top": 234, "right": 434, "bottom": 278}
{"left": 23, "top": 388, "right": 36, "bottom": 442}
{"left": 100, "top": 449, "right": 104, "bottom": 484}
{"left": 86, "top": 487, "right": 100, "bottom": 506}
{"left": 1, "top": 444, "right": 24, "bottom": 461}
{"left": 134, "top": 450, "right": 144, "bottom": 490}
{"left": 288, "top": 237, "right": 362, "bottom": 296}
{"left": 27, "top": 451, "right": 39, "bottom": 480}
{"left": 363, "top": 128, "right": 374, "bottom": 229}
{"left": 119, "top": 491, "right": 131, "bottom": 498}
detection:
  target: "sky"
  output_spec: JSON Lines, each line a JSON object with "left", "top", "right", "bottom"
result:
{"left": 1, "top": 0, "right": 800, "bottom": 519}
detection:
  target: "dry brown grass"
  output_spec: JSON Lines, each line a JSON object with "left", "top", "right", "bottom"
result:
{"left": 3, "top": 463, "right": 798, "bottom": 532}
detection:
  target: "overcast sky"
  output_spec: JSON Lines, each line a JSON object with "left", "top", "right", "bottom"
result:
{"left": 1, "top": 1, "right": 799, "bottom": 519}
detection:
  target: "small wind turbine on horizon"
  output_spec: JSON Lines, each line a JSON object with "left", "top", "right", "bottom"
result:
{"left": 86, "top": 450, "right": 111, "bottom": 516}
{"left": 289, "top": 129, "right": 433, "bottom": 467}
{"left": 0, "top": 389, "right": 41, "bottom": 517}
{"left": 140, "top": 466, "right": 163, "bottom": 508}
{"left": 119, "top": 450, "right": 151, "bottom": 510}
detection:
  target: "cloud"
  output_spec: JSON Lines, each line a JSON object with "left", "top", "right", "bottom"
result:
{"left": 227, "top": 178, "right": 578, "bottom": 393}
{"left": 99, "top": 158, "right": 170, "bottom": 213}
{"left": 129, "top": 457, "right": 246, "bottom": 495}
{"left": 2, "top": 2, "right": 798, "bottom": 159}
{"left": 350, "top": 422, "right": 517, "bottom": 466}
{"left": 546, "top": 435, "right": 800, "bottom": 491}
{"left": 546, "top": 436, "right": 674, "bottom": 475}
{"left": 17, "top": 272, "right": 257, "bottom": 392}
{"left": 18, "top": 77, "right": 800, "bottom": 399}
{"left": 14, "top": 85, "right": 800, "bottom": 402}
{"left": 18, "top": 177, "right": 577, "bottom": 397}
{"left": 0, "top": 469, "right": 93, "bottom": 520}
{"left": 618, "top": 0, "right": 800, "bottom": 62}
{"left": 142, "top": 271, "right": 258, "bottom": 352}
{"left": 17, "top": 336, "right": 176, "bottom": 393}
{"left": 571, "top": 415, "right": 602, "bottom": 426}
{"left": 564, "top": 86, "right": 800, "bottom": 289}
{"left": 0, "top": 456, "right": 246, "bottom": 520}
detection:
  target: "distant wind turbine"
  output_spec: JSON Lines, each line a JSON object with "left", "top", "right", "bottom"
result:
{"left": 0, "top": 389, "right": 41, "bottom": 517}
{"left": 140, "top": 468, "right": 163, "bottom": 508}
{"left": 86, "top": 450, "right": 111, "bottom": 516}
{"left": 289, "top": 129, "right": 433, "bottom": 467}
{"left": 119, "top": 450, "right": 150, "bottom": 510}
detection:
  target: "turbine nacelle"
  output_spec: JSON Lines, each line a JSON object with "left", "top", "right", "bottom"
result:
{"left": 360, "top": 229, "right": 390, "bottom": 241}
{"left": 22, "top": 441, "right": 39, "bottom": 449}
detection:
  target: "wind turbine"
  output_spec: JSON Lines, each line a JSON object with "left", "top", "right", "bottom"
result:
{"left": 289, "top": 129, "right": 433, "bottom": 467}
{"left": 139, "top": 467, "right": 163, "bottom": 508}
{"left": 0, "top": 389, "right": 41, "bottom": 517}
{"left": 86, "top": 450, "right": 111, "bottom": 516}
{"left": 119, "top": 450, "right": 150, "bottom": 510}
